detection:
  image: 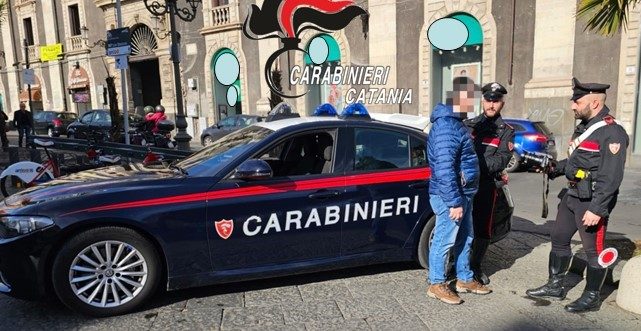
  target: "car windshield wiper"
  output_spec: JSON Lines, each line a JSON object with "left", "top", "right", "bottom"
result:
{"left": 169, "top": 163, "right": 188, "bottom": 176}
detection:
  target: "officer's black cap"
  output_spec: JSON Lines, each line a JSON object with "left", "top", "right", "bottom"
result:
{"left": 571, "top": 77, "right": 610, "bottom": 101}
{"left": 481, "top": 82, "right": 508, "bottom": 101}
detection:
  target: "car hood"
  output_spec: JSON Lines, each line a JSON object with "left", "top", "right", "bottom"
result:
{"left": 1, "top": 164, "right": 180, "bottom": 210}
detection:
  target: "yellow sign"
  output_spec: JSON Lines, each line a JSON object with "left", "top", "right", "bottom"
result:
{"left": 40, "top": 44, "right": 63, "bottom": 62}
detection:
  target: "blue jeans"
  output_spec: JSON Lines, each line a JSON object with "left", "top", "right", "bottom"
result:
{"left": 428, "top": 194, "right": 475, "bottom": 284}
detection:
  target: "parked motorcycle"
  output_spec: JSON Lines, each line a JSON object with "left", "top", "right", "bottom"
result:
{"left": 129, "top": 119, "right": 176, "bottom": 149}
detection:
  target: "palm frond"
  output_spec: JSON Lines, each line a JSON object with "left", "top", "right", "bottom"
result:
{"left": 0, "top": 0, "right": 7, "bottom": 23}
{"left": 576, "top": 0, "right": 638, "bottom": 36}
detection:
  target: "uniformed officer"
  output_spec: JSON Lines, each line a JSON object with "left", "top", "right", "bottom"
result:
{"left": 464, "top": 82, "right": 515, "bottom": 285}
{"left": 526, "top": 78, "right": 629, "bottom": 313}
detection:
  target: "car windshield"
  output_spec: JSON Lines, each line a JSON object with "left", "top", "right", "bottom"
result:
{"left": 176, "top": 126, "right": 274, "bottom": 175}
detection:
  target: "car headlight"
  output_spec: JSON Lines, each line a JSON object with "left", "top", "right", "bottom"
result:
{"left": 0, "top": 216, "right": 53, "bottom": 239}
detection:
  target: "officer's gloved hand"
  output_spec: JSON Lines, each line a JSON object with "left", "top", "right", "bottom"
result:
{"left": 546, "top": 159, "right": 563, "bottom": 179}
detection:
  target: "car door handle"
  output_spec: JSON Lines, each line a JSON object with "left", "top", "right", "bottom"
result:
{"left": 308, "top": 190, "right": 340, "bottom": 199}
{"left": 408, "top": 181, "right": 427, "bottom": 189}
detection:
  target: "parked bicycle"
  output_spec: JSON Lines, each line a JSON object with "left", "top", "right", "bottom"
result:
{"left": 0, "top": 139, "right": 121, "bottom": 197}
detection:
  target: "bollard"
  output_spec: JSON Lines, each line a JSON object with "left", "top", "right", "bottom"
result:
{"left": 616, "top": 256, "right": 641, "bottom": 315}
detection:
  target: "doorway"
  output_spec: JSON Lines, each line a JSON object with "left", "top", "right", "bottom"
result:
{"left": 130, "top": 59, "right": 162, "bottom": 109}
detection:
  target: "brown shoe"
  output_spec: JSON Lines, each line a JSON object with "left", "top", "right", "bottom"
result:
{"left": 456, "top": 279, "right": 492, "bottom": 295}
{"left": 427, "top": 283, "right": 463, "bottom": 305}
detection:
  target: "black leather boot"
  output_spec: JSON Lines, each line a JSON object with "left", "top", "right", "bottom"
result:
{"left": 470, "top": 238, "right": 491, "bottom": 285}
{"left": 565, "top": 266, "right": 608, "bottom": 313}
{"left": 526, "top": 252, "right": 571, "bottom": 299}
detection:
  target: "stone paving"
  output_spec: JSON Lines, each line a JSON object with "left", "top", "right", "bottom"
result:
{"left": 1, "top": 218, "right": 640, "bottom": 330}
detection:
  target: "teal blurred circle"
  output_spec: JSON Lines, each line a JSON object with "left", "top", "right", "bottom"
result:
{"left": 227, "top": 85, "right": 239, "bottom": 106}
{"left": 428, "top": 18, "right": 469, "bottom": 51}
{"left": 215, "top": 53, "right": 240, "bottom": 86}
{"left": 308, "top": 37, "right": 329, "bottom": 65}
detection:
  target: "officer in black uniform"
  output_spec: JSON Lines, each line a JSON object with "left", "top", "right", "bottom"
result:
{"left": 464, "top": 82, "right": 515, "bottom": 285}
{"left": 526, "top": 78, "right": 629, "bottom": 313}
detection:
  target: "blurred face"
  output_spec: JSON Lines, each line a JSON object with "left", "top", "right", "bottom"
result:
{"left": 482, "top": 98, "right": 504, "bottom": 118}
{"left": 449, "top": 83, "right": 480, "bottom": 113}
{"left": 19, "top": 103, "right": 26, "bottom": 110}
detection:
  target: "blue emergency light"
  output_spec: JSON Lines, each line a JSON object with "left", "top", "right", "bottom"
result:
{"left": 341, "top": 103, "right": 371, "bottom": 119}
{"left": 313, "top": 103, "right": 338, "bottom": 116}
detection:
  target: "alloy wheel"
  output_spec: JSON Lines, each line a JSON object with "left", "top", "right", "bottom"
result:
{"left": 68, "top": 240, "right": 148, "bottom": 308}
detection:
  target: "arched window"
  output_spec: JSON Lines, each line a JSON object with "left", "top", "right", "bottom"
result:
{"left": 304, "top": 34, "right": 342, "bottom": 115}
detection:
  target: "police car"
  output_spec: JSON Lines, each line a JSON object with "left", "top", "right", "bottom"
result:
{"left": 0, "top": 105, "right": 439, "bottom": 316}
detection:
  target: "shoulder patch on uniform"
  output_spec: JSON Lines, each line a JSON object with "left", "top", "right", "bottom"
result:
{"left": 609, "top": 143, "right": 621, "bottom": 155}
{"left": 603, "top": 115, "right": 615, "bottom": 125}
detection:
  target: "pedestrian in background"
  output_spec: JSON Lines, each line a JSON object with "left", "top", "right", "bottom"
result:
{"left": 526, "top": 78, "right": 628, "bottom": 313}
{"left": 464, "top": 82, "right": 515, "bottom": 285}
{"left": 0, "top": 103, "right": 9, "bottom": 149}
{"left": 426, "top": 76, "right": 489, "bottom": 305}
{"left": 13, "top": 102, "right": 32, "bottom": 147}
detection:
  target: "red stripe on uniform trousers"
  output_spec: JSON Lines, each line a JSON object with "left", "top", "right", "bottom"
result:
{"left": 68, "top": 167, "right": 432, "bottom": 214}
{"left": 596, "top": 218, "right": 607, "bottom": 254}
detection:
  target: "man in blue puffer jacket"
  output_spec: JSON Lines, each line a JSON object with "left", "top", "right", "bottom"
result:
{"left": 427, "top": 76, "right": 491, "bottom": 305}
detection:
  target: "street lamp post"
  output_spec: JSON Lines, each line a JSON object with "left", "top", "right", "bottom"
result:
{"left": 143, "top": 0, "right": 201, "bottom": 151}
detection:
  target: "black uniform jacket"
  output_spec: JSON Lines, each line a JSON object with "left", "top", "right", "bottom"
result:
{"left": 464, "top": 114, "right": 515, "bottom": 181}
{"left": 556, "top": 106, "right": 628, "bottom": 218}
{"left": 13, "top": 110, "right": 32, "bottom": 127}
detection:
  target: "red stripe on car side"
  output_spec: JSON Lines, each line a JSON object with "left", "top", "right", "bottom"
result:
{"left": 68, "top": 167, "right": 431, "bottom": 214}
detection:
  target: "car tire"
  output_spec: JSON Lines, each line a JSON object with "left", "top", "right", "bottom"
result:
{"left": 505, "top": 152, "right": 521, "bottom": 173}
{"left": 417, "top": 215, "right": 436, "bottom": 269}
{"left": 52, "top": 226, "right": 161, "bottom": 317}
{"left": 202, "top": 135, "right": 214, "bottom": 146}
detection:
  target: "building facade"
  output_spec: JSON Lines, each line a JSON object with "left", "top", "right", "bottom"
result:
{"left": 207, "top": 0, "right": 640, "bottom": 165}
{"left": 1, "top": 0, "right": 641, "bottom": 165}
{"left": 0, "top": 0, "right": 108, "bottom": 117}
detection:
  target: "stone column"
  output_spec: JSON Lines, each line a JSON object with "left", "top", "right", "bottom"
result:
{"left": 368, "top": 0, "right": 397, "bottom": 113}
{"left": 523, "top": 0, "right": 577, "bottom": 154}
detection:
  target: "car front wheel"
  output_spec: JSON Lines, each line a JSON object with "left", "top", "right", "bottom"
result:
{"left": 52, "top": 227, "right": 161, "bottom": 317}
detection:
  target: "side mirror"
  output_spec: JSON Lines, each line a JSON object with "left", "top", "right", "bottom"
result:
{"left": 232, "top": 159, "right": 273, "bottom": 180}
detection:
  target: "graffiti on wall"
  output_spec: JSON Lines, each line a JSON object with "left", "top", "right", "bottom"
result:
{"left": 527, "top": 107, "right": 565, "bottom": 127}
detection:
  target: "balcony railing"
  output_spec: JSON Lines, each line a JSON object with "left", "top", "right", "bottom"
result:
{"left": 68, "top": 36, "right": 85, "bottom": 52}
{"left": 208, "top": 3, "right": 241, "bottom": 30}
{"left": 27, "top": 45, "right": 38, "bottom": 63}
